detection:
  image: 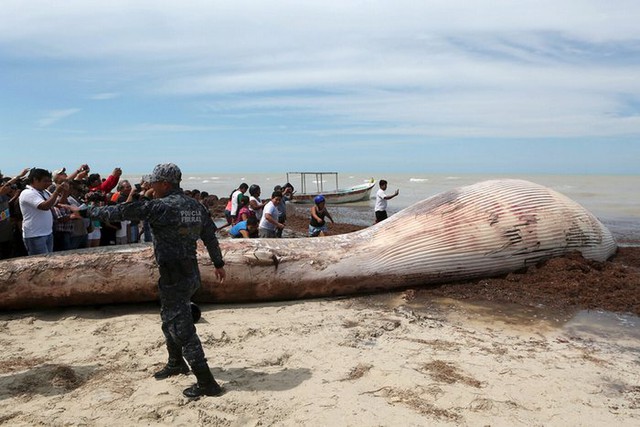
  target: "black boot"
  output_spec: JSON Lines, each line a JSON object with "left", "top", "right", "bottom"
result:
{"left": 155, "top": 340, "right": 190, "bottom": 380}
{"left": 153, "top": 358, "right": 189, "bottom": 380}
{"left": 183, "top": 364, "right": 223, "bottom": 398}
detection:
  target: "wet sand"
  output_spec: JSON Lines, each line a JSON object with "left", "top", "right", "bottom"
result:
{"left": 0, "top": 204, "right": 639, "bottom": 426}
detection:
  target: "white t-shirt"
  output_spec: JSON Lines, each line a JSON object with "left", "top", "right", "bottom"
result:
{"left": 115, "top": 220, "right": 130, "bottom": 238}
{"left": 374, "top": 188, "right": 388, "bottom": 212}
{"left": 259, "top": 201, "right": 280, "bottom": 231}
{"left": 249, "top": 196, "right": 263, "bottom": 220}
{"left": 230, "top": 190, "right": 243, "bottom": 216}
{"left": 19, "top": 185, "right": 54, "bottom": 238}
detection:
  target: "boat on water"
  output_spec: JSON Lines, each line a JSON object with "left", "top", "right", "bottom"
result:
{"left": 286, "top": 171, "right": 375, "bottom": 204}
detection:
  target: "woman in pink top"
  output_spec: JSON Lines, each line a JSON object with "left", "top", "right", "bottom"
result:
{"left": 235, "top": 195, "right": 254, "bottom": 224}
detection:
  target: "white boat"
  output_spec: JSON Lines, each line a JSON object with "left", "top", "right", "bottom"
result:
{"left": 286, "top": 172, "right": 375, "bottom": 204}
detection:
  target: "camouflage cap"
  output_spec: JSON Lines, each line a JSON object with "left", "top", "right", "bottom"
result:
{"left": 149, "top": 163, "right": 182, "bottom": 184}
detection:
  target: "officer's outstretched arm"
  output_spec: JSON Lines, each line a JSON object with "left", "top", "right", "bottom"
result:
{"left": 200, "top": 208, "right": 226, "bottom": 281}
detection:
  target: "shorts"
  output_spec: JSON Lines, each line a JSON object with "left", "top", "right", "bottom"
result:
{"left": 308, "top": 224, "right": 328, "bottom": 237}
{"left": 88, "top": 228, "right": 101, "bottom": 240}
{"left": 375, "top": 210, "right": 388, "bottom": 223}
{"left": 259, "top": 227, "right": 277, "bottom": 238}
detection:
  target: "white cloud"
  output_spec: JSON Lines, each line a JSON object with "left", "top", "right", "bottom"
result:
{"left": 90, "top": 93, "right": 119, "bottom": 100}
{"left": 128, "top": 123, "right": 229, "bottom": 132}
{"left": 2, "top": 1, "right": 640, "bottom": 58}
{"left": 37, "top": 109, "right": 81, "bottom": 127}
{"left": 1, "top": 1, "right": 638, "bottom": 165}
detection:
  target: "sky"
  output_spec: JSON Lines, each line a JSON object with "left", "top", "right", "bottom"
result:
{"left": 1, "top": 0, "right": 639, "bottom": 175}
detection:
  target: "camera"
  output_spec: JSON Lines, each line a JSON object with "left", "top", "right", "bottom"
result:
{"left": 134, "top": 183, "right": 142, "bottom": 191}
{"left": 11, "top": 181, "right": 26, "bottom": 191}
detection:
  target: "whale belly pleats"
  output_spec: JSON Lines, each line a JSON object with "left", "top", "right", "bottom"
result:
{"left": 0, "top": 179, "right": 617, "bottom": 310}
{"left": 362, "top": 179, "right": 616, "bottom": 283}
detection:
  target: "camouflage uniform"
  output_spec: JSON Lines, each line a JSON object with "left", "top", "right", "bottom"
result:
{"left": 85, "top": 165, "right": 224, "bottom": 372}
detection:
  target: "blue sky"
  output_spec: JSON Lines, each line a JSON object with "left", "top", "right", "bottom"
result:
{"left": 1, "top": 0, "right": 639, "bottom": 175}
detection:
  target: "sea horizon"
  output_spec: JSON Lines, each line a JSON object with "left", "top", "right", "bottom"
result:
{"left": 118, "top": 172, "right": 639, "bottom": 243}
{"left": 122, "top": 171, "right": 638, "bottom": 215}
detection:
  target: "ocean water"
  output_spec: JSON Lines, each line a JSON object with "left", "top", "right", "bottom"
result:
{"left": 123, "top": 172, "right": 639, "bottom": 242}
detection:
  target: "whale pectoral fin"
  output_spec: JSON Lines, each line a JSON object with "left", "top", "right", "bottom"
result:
{"left": 245, "top": 250, "right": 281, "bottom": 268}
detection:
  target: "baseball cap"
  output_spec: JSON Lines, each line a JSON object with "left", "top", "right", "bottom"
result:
{"left": 149, "top": 163, "right": 182, "bottom": 184}
{"left": 52, "top": 168, "right": 67, "bottom": 179}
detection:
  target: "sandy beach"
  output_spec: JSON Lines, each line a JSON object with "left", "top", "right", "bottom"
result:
{"left": 1, "top": 207, "right": 639, "bottom": 426}
{"left": 1, "top": 293, "right": 638, "bottom": 426}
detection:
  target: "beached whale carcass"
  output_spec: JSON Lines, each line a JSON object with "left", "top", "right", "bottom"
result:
{"left": 0, "top": 179, "right": 617, "bottom": 310}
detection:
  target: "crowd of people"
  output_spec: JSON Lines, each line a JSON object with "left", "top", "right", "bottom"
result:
{"left": 1, "top": 162, "right": 402, "bottom": 400}
{"left": 0, "top": 165, "right": 158, "bottom": 259}
{"left": 0, "top": 164, "right": 400, "bottom": 260}
{"left": 223, "top": 181, "right": 296, "bottom": 238}
{"left": 1, "top": 163, "right": 402, "bottom": 399}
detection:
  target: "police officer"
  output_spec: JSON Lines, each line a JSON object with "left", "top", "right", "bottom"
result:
{"left": 73, "top": 163, "right": 226, "bottom": 398}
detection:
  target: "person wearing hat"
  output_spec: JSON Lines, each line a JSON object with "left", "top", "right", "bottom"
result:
{"left": 66, "top": 163, "right": 226, "bottom": 398}
{"left": 50, "top": 168, "right": 67, "bottom": 191}
{"left": 49, "top": 164, "right": 91, "bottom": 192}
{"left": 308, "top": 195, "right": 334, "bottom": 237}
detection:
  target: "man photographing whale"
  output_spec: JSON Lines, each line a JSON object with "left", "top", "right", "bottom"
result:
{"left": 66, "top": 163, "right": 226, "bottom": 398}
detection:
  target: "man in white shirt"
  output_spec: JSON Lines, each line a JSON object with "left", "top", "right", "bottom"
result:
{"left": 258, "top": 191, "right": 284, "bottom": 238}
{"left": 18, "top": 168, "right": 68, "bottom": 255}
{"left": 374, "top": 179, "right": 399, "bottom": 223}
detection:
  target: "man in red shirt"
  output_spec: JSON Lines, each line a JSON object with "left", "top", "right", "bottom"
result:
{"left": 88, "top": 167, "right": 122, "bottom": 195}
